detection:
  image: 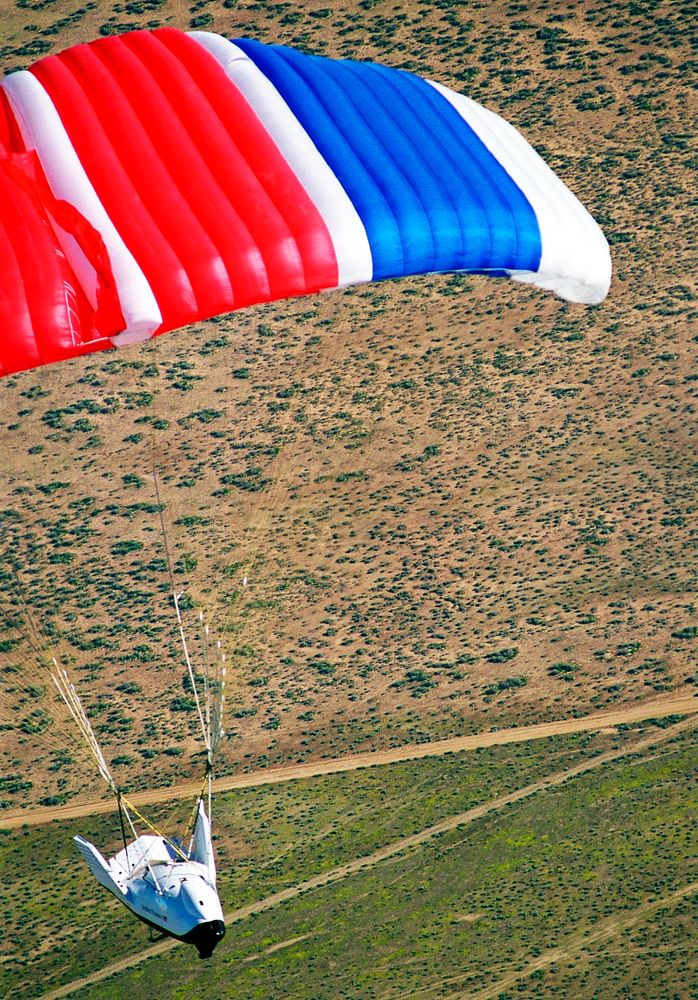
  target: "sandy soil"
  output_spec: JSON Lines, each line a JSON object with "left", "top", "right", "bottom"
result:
{"left": 3, "top": 695, "right": 695, "bottom": 831}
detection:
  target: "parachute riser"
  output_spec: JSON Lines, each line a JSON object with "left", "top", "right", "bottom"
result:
{"left": 50, "top": 663, "right": 116, "bottom": 794}
{"left": 172, "top": 589, "right": 211, "bottom": 756}
{"left": 152, "top": 472, "right": 213, "bottom": 758}
{"left": 116, "top": 792, "right": 130, "bottom": 871}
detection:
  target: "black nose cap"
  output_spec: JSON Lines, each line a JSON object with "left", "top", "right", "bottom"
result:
{"left": 184, "top": 919, "right": 226, "bottom": 959}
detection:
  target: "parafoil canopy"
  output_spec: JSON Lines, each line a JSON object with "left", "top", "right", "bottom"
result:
{"left": 0, "top": 28, "right": 611, "bottom": 375}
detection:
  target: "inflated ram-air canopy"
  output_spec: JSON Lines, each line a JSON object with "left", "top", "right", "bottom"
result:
{"left": 0, "top": 28, "right": 611, "bottom": 375}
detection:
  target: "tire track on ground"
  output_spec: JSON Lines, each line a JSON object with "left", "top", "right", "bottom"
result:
{"left": 37, "top": 713, "right": 697, "bottom": 1000}
{"left": 442, "top": 881, "right": 698, "bottom": 999}
{"left": 5, "top": 695, "right": 695, "bottom": 830}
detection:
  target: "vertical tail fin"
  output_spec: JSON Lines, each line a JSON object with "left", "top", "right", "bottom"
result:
{"left": 189, "top": 801, "right": 217, "bottom": 887}
{"left": 74, "top": 835, "right": 127, "bottom": 896}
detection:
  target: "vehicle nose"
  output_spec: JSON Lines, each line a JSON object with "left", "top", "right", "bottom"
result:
{"left": 189, "top": 919, "right": 226, "bottom": 959}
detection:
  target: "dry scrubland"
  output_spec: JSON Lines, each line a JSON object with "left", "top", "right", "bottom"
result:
{"left": 0, "top": 0, "right": 695, "bottom": 814}
{"left": 1, "top": 720, "right": 695, "bottom": 998}
{"left": 0, "top": 2, "right": 696, "bottom": 998}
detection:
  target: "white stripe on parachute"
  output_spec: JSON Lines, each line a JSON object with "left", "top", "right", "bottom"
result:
{"left": 428, "top": 81, "right": 611, "bottom": 305}
{"left": 189, "top": 32, "right": 373, "bottom": 287}
{"left": 1, "top": 71, "right": 162, "bottom": 343}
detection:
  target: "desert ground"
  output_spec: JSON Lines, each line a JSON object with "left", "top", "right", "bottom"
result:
{"left": 0, "top": 0, "right": 695, "bottom": 997}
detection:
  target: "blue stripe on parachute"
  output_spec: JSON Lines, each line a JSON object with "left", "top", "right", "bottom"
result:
{"left": 234, "top": 39, "right": 541, "bottom": 281}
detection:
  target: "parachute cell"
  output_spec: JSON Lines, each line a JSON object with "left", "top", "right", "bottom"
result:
{"left": 0, "top": 28, "right": 611, "bottom": 375}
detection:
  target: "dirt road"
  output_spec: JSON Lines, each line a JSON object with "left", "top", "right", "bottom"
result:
{"left": 4, "top": 694, "right": 695, "bottom": 831}
{"left": 37, "top": 713, "right": 697, "bottom": 1000}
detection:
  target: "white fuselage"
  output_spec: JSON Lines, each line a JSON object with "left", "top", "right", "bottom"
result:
{"left": 120, "top": 855, "right": 224, "bottom": 941}
{"left": 75, "top": 803, "right": 225, "bottom": 958}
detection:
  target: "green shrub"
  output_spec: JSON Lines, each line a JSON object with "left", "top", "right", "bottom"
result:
{"left": 486, "top": 647, "right": 518, "bottom": 664}
{"left": 483, "top": 676, "right": 528, "bottom": 695}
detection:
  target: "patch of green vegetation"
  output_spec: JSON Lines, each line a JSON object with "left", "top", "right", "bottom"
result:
{"left": 0, "top": 723, "right": 692, "bottom": 998}
{"left": 549, "top": 661, "right": 578, "bottom": 679}
{"left": 483, "top": 674, "right": 528, "bottom": 695}
{"left": 486, "top": 647, "right": 518, "bottom": 664}
{"left": 542, "top": 894, "right": 695, "bottom": 997}
{"left": 8, "top": 724, "right": 689, "bottom": 1000}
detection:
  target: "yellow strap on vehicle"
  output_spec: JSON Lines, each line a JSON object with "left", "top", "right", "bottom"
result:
{"left": 119, "top": 794, "right": 190, "bottom": 863}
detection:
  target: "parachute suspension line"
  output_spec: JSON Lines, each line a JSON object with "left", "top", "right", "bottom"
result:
{"left": 9, "top": 570, "right": 94, "bottom": 745}
{"left": 147, "top": 481, "right": 223, "bottom": 836}
{"left": 117, "top": 793, "right": 131, "bottom": 871}
{"left": 6, "top": 560, "right": 122, "bottom": 795}
{"left": 196, "top": 614, "right": 227, "bottom": 786}
{"left": 200, "top": 616, "right": 215, "bottom": 822}
{"left": 9, "top": 564, "right": 53, "bottom": 663}
{"left": 119, "top": 798, "right": 165, "bottom": 890}
{"left": 207, "top": 768, "right": 212, "bottom": 830}
{"left": 183, "top": 768, "right": 210, "bottom": 851}
{"left": 227, "top": 296, "right": 351, "bottom": 654}
{"left": 1, "top": 565, "right": 64, "bottom": 694}
{"left": 50, "top": 661, "right": 116, "bottom": 793}
{"left": 198, "top": 611, "right": 213, "bottom": 759}
{"left": 0, "top": 573, "right": 126, "bottom": 767}
{"left": 213, "top": 641, "right": 226, "bottom": 760}
{"left": 0, "top": 599, "right": 108, "bottom": 765}
{"left": 201, "top": 618, "right": 226, "bottom": 756}
{"left": 2, "top": 526, "right": 208, "bottom": 851}
{"left": 118, "top": 793, "right": 190, "bottom": 865}
{"left": 174, "top": 591, "right": 210, "bottom": 756}
{"left": 152, "top": 472, "right": 211, "bottom": 761}
{"left": 203, "top": 310, "right": 352, "bottom": 760}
